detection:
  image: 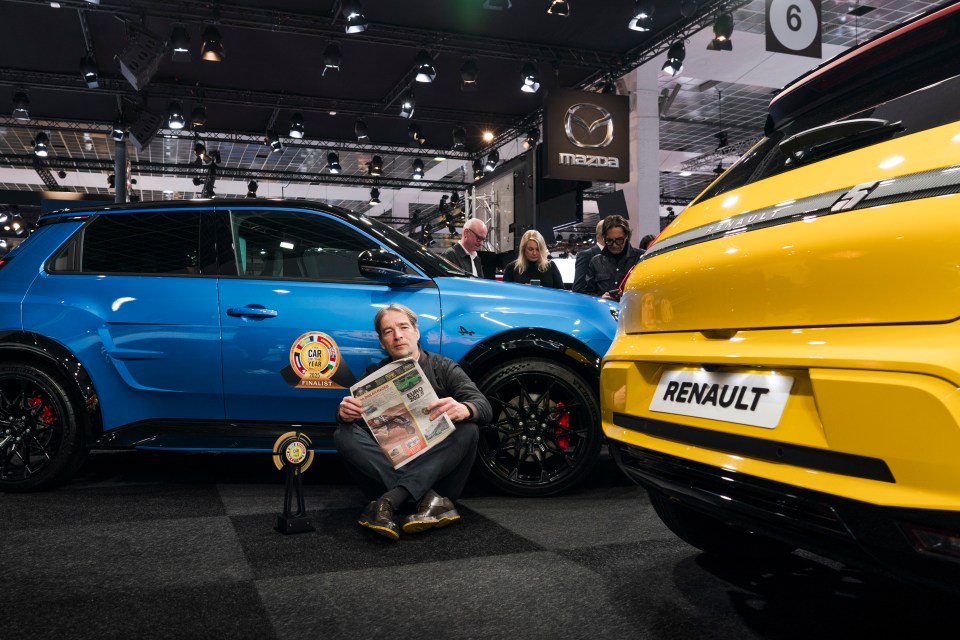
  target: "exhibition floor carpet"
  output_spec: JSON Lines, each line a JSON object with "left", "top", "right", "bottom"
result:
{"left": 1, "top": 448, "right": 954, "bottom": 639}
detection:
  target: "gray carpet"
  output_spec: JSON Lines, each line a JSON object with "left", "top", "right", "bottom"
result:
{"left": 0, "top": 449, "right": 953, "bottom": 639}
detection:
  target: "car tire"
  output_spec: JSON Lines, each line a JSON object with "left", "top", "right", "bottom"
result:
{"left": 475, "top": 358, "right": 602, "bottom": 497}
{"left": 648, "top": 489, "right": 796, "bottom": 560}
{"left": 0, "top": 362, "right": 86, "bottom": 492}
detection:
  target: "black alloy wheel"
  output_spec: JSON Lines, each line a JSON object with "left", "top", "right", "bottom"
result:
{"left": 476, "top": 358, "right": 602, "bottom": 497}
{"left": 0, "top": 363, "right": 84, "bottom": 492}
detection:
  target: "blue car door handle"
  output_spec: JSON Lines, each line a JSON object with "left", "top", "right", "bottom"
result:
{"left": 227, "top": 305, "right": 278, "bottom": 318}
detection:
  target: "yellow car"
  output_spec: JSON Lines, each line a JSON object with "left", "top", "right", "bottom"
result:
{"left": 602, "top": 2, "right": 960, "bottom": 594}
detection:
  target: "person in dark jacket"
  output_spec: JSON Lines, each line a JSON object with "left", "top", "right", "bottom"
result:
{"left": 335, "top": 303, "right": 492, "bottom": 541}
{"left": 502, "top": 229, "right": 564, "bottom": 288}
{"left": 441, "top": 218, "right": 487, "bottom": 277}
{"left": 580, "top": 215, "right": 641, "bottom": 300}
{"left": 572, "top": 219, "right": 605, "bottom": 293}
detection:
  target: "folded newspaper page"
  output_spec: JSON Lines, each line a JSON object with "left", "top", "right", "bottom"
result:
{"left": 349, "top": 357, "right": 456, "bottom": 469}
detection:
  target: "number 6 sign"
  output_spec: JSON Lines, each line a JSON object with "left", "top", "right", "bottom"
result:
{"left": 766, "top": 0, "right": 822, "bottom": 59}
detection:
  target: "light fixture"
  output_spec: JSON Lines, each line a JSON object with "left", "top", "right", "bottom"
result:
{"left": 707, "top": 13, "right": 734, "bottom": 51}
{"left": 12, "top": 91, "right": 29, "bottom": 121}
{"left": 342, "top": 1, "right": 368, "bottom": 34}
{"left": 472, "top": 158, "right": 484, "bottom": 180}
{"left": 415, "top": 50, "right": 436, "bottom": 83}
{"left": 80, "top": 53, "right": 99, "bottom": 88}
{"left": 715, "top": 130, "right": 728, "bottom": 150}
{"left": 399, "top": 88, "right": 416, "bottom": 118}
{"left": 408, "top": 123, "right": 425, "bottom": 145}
{"left": 412, "top": 158, "right": 424, "bottom": 180}
{"left": 323, "top": 42, "right": 341, "bottom": 75}
{"left": 452, "top": 125, "right": 466, "bottom": 150}
{"left": 520, "top": 61, "right": 540, "bottom": 93}
{"left": 266, "top": 130, "right": 284, "bottom": 154}
{"left": 246, "top": 180, "right": 258, "bottom": 198}
{"left": 167, "top": 101, "right": 186, "bottom": 130}
{"left": 369, "top": 187, "right": 381, "bottom": 205}
{"left": 289, "top": 112, "right": 305, "bottom": 139}
{"left": 33, "top": 132, "right": 50, "bottom": 157}
{"left": 680, "top": 0, "right": 698, "bottom": 17}
{"left": 484, "top": 149, "right": 499, "bottom": 172}
{"left": 482, "top": 130, "right": 494, "bottom": 142}
{"left": 190, "top": 104, "right": 207, "bottom": 129}
{"left": 661, "top": 41, "right": 685, "bottom": 76}
{"left": 547, "top": 0, "right": 570, "bottom": 16}
{"left": 327, "top": 151, "right": 341, "bottom": 174}
{"left": 193, "top": 138, "right": 210, "bottom": 163}
{"left": 600, "top": 78, "right": 618, "bottom": 94}
{"left": 629, "top": 0, "right": 655, "bottom": 31}
{"left": 523, "top": 128, "right": 540, "bottom": 150}
{"left": 170, "top": 25, "right": 191, "bottom": 62}
{"left": 369, "top": 155, "right": 382, "bottom": 176}
{"left": 355, "top": 118, "right": 370, "bottom": 141}
{"left": 200, "top": 26, "right": 225, "bottom": 61}
{"left": 111, "top": 118, "right": 127, "bottom": 142}
{"left": 460, "top": 56, "right": 479, "bottom": 91}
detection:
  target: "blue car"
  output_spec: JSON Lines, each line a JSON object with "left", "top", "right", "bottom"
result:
{"left": 0, "top": 200, "right": 618, "bottom": 495}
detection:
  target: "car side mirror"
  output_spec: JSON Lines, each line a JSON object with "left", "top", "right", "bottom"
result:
{"left": 358, "top": 249, "right": 429, "bottom": 285}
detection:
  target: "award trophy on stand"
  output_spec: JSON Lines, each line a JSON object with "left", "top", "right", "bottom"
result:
{"left": 271, "top": 431, "right": 316, "bottom": 534}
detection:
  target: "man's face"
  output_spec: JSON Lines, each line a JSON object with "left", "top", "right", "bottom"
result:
{"left": 604, "top": 226, "right": 628, "bottom": 256}
{"left": 463, "top": 225, "right": 487, "bottom": 253}
{"left": 378, "top": 310, "right": 421, "bottom": 360}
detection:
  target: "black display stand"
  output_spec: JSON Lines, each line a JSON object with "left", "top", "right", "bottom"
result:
{"left": 272, "top": 432, "right": 316, "bottom": 535}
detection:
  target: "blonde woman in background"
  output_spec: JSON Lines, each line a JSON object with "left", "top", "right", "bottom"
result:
{"left": 502, "top": 229, "right": 564, "bottom": 288}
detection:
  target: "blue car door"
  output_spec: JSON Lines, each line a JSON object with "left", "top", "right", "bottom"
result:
{"left": 217, "top": 206, "right": 442, "bottom": 427}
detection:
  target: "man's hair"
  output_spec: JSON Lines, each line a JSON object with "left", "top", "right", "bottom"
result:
{"left": 374, "top": 303, "right": 419, "bottom": 336}
{"left": 638, "top": 234, "right": 656, "bottom": 250}
{"left": 515, "top": 229, "right": 550, "bottom": 273}
{"left": 463, "top": 217, "right": 487, "bottom": 235}
{"left": 595, "top": 219, "right": 605, "bottom": 242}
{"left": 601, "top": 215, "right": 632, "bottom": 242}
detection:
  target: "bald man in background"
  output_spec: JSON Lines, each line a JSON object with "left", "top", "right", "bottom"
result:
{"left": 441, "top": 218, "right": 487, "bottom": 278}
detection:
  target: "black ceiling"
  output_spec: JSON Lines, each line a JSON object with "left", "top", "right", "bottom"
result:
{"left": 1, "top": 0, "right": 738, "bottom": 155}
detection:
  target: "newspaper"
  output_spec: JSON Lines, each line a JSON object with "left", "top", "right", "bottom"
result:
{"left": 349, "top": 357, "right": 456, "bottom": 469}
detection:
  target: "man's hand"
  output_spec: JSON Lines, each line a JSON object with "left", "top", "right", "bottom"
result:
{"left": 426, "top": 397, "right": 471, "bottom": 422}
{"left": 338, "top": 395, "right": 364, "bottom": 422}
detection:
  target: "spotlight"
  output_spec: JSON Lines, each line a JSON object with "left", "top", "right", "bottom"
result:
{"left": 629, "top": 0, "right": 655, "bottom": 31}
{"left": 33, "top": 132, "right": 50, "bottom": 157}
{"left": 369, "top": 155, "right": 383, "bottom": 176}
{"left": 322, "top": 42, "right": 341, "bottom": 75}
{"left": 117, "top": 26, "right": 165, "bottom": 90}
{"left": 707, "top": 13, "right": 734, "bottom": 51}
{"left": 414, "top": 50, "right": 436, "bottom": 83}
{"left": 661, "top": 41, "right": 685, "bottom": 76}
{"left": 289, "top": 112, "right": 305, "bottom": 139}
{"left": 547, "top": 1, "right": 570, "bottom": 16}
{"left": 680, "top": 0, "right": 698, "bottom": 18}
{"left": 408, "top": 123, "right": 425, "bottom": 145}
{"left": 80, "top": 53, "right": 99, "bottom": 88}
{"left": 109, "top": 174, "right": 117, "bottom": 188}
{"left": 484, "top": 149, "right": 499, "bottom": 172}
{"left": 327, "top": 151, "right": 341, "bottom": 174}
{"left": 412, "top": 158, "right": 424, "bottom": 180}
{"left": 399, "top": 88, "right": 416, "bottom": 118}
{"left": 167, "top": 101, "right": 186, "bottom": 130}
{"left": 57, "top": 170, "right": 67, "bottom": 179}
{"left": 111, "top": 118, "right": 127, "bottom": 142}
{"left": 452, "top": 125, "right": 467, "bottom": 150}
{"left": 715, "top": 130, "right": 729, "bottom": 150}
{"left": 190, "top": 104, "right": 207, "bottom": 129}
{"left": 369, "top": 187, "right": 381, "bottom": 205}
{"left": 451, "top": 191, "right": 460, "bottom": 206}
{"left": 472, "top": 159, "right": 484, "bottom": 180}
{"left": 200, "top": 26, "right": 225, "bottom": 61}
{"left": 192, "top": 176, "right": 204, "bottom": 186}
{"left": 713, "top": 162, "right": 725, "bottom": 175}
{"left": 522, "top": 128, "right": 539, "bottom": 150}
{"left": 460, "top": 56, "right": 479, "bottom": 91}
{"left": 170, "top": 25, "right": 191, "bottom": 62}
{"left": 355, "top": 118, "right": 370, "bottom": 141}
{"left": 520, "top": 62, "right": 540, "bottom": 93}
{"left": 194, "top": 138, "right": 211, "bottom": 163}
{"left": 482, "top": 130, "right": 494, "bottom": 142}
{"left": 600, "top": 78, "right": 618, "bottom": 94}
{"left": 12, "top": 91, "right": 29, "bottom": 121}
{"left": 342, "top": 1, "right": 368, "bottom": 34}
{"left": 266, "top": 131, "right": 284, "bottom": 154}
{"left": 247, "top": 180, "right": 258, "bottom": 198}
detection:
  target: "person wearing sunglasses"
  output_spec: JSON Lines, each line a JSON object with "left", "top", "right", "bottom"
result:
{"left": 574, "top": 214, "right": 641, "bottom": 300}
{"left": 441, "top": 218, "right": 488, "bottom": 278}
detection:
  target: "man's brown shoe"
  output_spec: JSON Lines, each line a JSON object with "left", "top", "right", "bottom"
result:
{"left": 358, "top": 498, "right": 400, "bottom": 541}
{"left": 402, "top": 490, "right": 460, "bottom": 534}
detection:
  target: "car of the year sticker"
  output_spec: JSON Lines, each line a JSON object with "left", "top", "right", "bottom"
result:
{"left": 649, "top": 369, "right": 794, "bottom": 429}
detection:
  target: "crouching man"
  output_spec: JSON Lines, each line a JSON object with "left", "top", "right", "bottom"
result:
{"left": 335, "top": 303, "right": 492, "bottom": 541}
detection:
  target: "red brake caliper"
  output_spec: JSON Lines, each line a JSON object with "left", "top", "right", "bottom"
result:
{"left": 555, "top": 401, "right": 570, "bottom": 450}
{"left": 28, "top": 395, "right": 56, "bottom": 424}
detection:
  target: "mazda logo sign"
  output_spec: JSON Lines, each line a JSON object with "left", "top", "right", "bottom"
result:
{"left": 564, "top": 103, "right": 614, "bottom": 149}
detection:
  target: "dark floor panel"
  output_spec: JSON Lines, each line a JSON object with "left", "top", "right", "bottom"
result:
{"left": 231, "top": 504, "right": 544, "bottom": 580}
{"left": 0, "top": 581, "right": 275, "bottom": 640}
